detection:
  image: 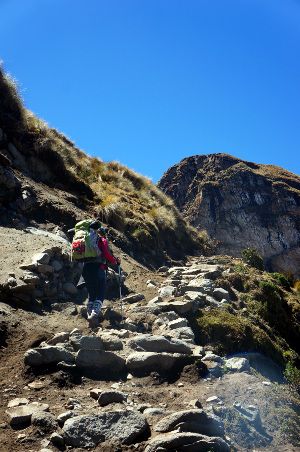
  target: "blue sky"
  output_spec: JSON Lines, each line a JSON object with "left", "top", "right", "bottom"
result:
{"left": 0, "top": 0, "right": 299, "bottom": 181}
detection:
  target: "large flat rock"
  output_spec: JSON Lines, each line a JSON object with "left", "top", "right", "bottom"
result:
{"left": 128, "top": 334, "right": 193, "bottom": 354}
{"left": 145, "top": 431, "right": 230, "bottom": 452}
{"left": 63, "top": 410, "right": 149, "bottom": 447}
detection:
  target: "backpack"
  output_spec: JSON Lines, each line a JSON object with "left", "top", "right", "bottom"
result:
{"left": 71, "top": 219, "right": 103, "bottom": 262}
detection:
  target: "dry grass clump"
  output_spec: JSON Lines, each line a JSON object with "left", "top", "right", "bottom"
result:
{"left": 0, "top": 65, "right": 211, "bottom": 260}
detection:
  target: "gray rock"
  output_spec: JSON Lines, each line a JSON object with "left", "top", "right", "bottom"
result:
{"left": 50, "top": 432, "right": 65, "bottom": 448}
{"left": 36, "top": 264, "right": 54, "bottom": 274}
{"left": 126, "top": 352, "right": 191, "bottom": 376}
{"left": 205, "top": 361, "right": 223, "bottom": 378}
{"left": 32, "top": 252, "right": 50, "bottom": 265}
{"left": 63, "top": 282, "right": 78, "bottom": 295}
{"left": 186, "top": 278, "right": 215, "bottom": 294}
{"left": 90, "top": 389, "right": 102, "bottom": 400}
{"left": 98, "top": 391, "right": 127, "bottom": 406}
{"left": 63, "top": 410, "right": 148, "bottom": 447}
{"left": 170, "top": 326, "right": 195, "bottom": 343}
{"left": 7, "top": 398, "right": 29, "bottom": 408}
{"left": 153, "top": 300, "right": 197, "bottom": 316}
{"left": 154, "top": 409, "right": 224, "bottom": 437}
{"left": 77, "top": 336, "right": 104, "bottom": 351}
{"left": 213, "top": 288, "right": 230, "bottom": 301}
{"left": 24, "top": 346, "right": 75, "bottom": 367}
{"left": 145, "top": 432, "right": 230, "bottom": 452}
{"left": 143, "top": 407, "right": 166, "bottom": 416}
{"left": 47, "top": 332, "right": 70, "bottom": 345}
{"left": 6, "top": 402, "right": 49, "bottom": 427}
{"left": 76, "top": 350, "right": 126, "bottom": 374}
{"left": 128, "top": 334, "right": 192, "bottom": 354}
{"left": 122, "top": 293, "right": 145, "bottom": 303}
{"left": 158, "top": 285, "right": 177, "bottom": 298}
{"left": 97, "top": 332, "right": 123, "bottom": 351}
{"left": 168, "top": 318, "right": 189, "bottom": 329}
{"left": 224, "top": 357, "right": 250, "bottom": 372}
{"left": 202, "top": 353, "right": 223, "bottom": 363}
{"left": 57, "top": 410, "right": 74, "bottom": 426}
{"left": 31, "top": 411, "right": 57, "bottom": 433}
{"left": 157, "top": 266, "right": 169, "bottom": 272}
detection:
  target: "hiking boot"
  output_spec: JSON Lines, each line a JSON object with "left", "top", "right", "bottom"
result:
{"left": 87, "top": 300, "right": 94, "bottom": 319}
{"left": 90, "top": 300, "right": 103, "bottom": 319}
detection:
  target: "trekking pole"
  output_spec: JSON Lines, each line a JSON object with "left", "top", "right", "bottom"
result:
{"left": 118, "top": 265, "right": 123, "bottom": 324}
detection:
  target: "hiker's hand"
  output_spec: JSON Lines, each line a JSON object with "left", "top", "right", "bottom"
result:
{"left": 116, "top": 257, "right": 121, "bottom": 265}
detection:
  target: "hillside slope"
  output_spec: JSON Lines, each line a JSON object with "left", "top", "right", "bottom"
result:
{"left": 158, "top": 153, "right": 300, "bottom": 277}
{"left": 0, "top": 67, "right": 210, "bottom": 266}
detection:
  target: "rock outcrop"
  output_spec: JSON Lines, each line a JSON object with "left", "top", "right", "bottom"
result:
{"left": 158, "top": 153, "right": 300, "bottom": 277}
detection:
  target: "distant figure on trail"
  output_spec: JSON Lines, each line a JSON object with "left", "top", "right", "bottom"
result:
{"left": 70, "top": 219, "right": 120, "bottom": 324}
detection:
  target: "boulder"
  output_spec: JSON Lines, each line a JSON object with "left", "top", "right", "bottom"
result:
{"left": 57, "top": 411, "right": 75, "bottom": 426}
{"left": 145, "top": 432, "right": 230, "bottom": 452}
{"left": 126, "top": 352, "right": 192, "bottom": 376}
{"left": 77, "top": 336, "right": 104, "bottom": 351}
{"left": 186, "top": 278, "right": 215, "bottom": 294}
{"left": 50, "top": 432, "right": 65, "bottom": 448}
{"left": 24, "top": 346, "right": 75, "bottom": 367}
{"left": 224, "top": 357, "right": 250, "bottom": 372}
{"left": 128, "top": 334, "right": 192, "bottom": 354}
{"left": 98, "top": 391, "right": 127, "bottom": 407}
{"left": 6, "top": 402, "right": 49, "bottom": 427}
{"left": 169, "top": 326, "right": 195, "bottom": 344}
{"left": 202, "top": 353, "right": 223, "bottom": 363}
{"left": 213, "top": 288, "right": 230, "bottom": 301}
{"left": 75, "top": 350, "right": 126, "bottom": 375}
{"left": 154, "top": 409, "right": 224, "bottom": 437}
{"left": 63, "top": 410, "right": 149, "bottom": 447}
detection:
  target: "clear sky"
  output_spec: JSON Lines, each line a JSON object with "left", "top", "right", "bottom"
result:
{"left": 0, "top": 0, "right": 299, "bottom": 181}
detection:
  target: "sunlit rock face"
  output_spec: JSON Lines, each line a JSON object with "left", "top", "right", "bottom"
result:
{"left": 159, "top": 153, "right": 300, "bottom": 278}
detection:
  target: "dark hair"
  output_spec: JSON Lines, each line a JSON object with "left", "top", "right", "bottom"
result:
{"left": 90, "top": 220, "right": 101, "bottom": 230}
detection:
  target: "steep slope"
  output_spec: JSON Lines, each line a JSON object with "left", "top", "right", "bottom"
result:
{"left": 158, "top": 153, "right": 300, "bottom": 277}
{"left": 0, "top": 67, "right": 209, "bottom": 266}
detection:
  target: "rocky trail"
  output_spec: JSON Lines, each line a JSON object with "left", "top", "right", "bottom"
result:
{"left": 1, "top": 234, "right": 300, "bottom": 451}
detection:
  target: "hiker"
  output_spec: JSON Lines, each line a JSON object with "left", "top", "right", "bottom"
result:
{"left": 71, "top": 219, "right": 120, "bottom": 321}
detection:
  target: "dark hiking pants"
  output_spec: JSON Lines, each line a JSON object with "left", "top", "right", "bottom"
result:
{"left": 82, "top": 263, "right": 106, "bottom": 302}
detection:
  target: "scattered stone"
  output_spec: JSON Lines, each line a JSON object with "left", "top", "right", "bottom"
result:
{"left": 213, "top": 288, "right": 230, "bottom": 301}
{"left": 202, "top": 353, "right": 223, "bottom": 363}
{"left": 122, "top": 293, "right": 145, "bottom": 304}
{"left": 32, "top": 252, "right": 50, "bottom": 265}
{"left": 50, "top": 432, "right": 65, "bottom": 448}
{"left": 157, "top": 266, "right": 168, "bottom": 273}
{"left": 57, "top": 410, "right": 74, "bottom": 426}
{"left": 7, "top": 398, "right": 29, "bottom": 408}
{"left": 6, "top": 402, "right": 49, "bottom": 427}
{"left": 145, "top": 432, "right": 230, "bottom": 452}
{"left": 233, "top": 402, "right": 261, "bottom": 427}
{"left": 90, "top": 388, "right": 102, "bottom": 400}
{"left": 28, "top": 380, "right": 49, "bottom": 390}
{"left": 224, "top": 357, "right": 250, "bottom": 372}
{"left": 158, "top": 285, "right": 177, "bottom": 298}
{"left": 98, "top": 390, "right": 127, "bottom": 407}
{"left": 206, "top": 396, "right": 221, "bottom": 404}
{"left": 262, "top": 381, "right": 271, "bottom": 386}
{"left": 63, "top": 410, "right": 149, "bottom": 447}
{"left": 168, "top": 318, "right": 189, "bottom": 329}
{"left": 189, "top": 399, "right": 203, "bottom": 409}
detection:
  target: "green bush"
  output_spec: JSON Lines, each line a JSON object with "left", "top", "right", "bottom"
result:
{"left": 272, "top": 272, "right": 292, "bottom": 290}
{"left": 284, "top": 361, "right": 300, "bottom": 391}
{"left": 241, "top": 248, "right": 264, "bottom": 270}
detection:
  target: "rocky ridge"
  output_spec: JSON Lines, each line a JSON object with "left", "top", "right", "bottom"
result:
{"left": 158, "top": 153, "right": 300, "bottom": 278}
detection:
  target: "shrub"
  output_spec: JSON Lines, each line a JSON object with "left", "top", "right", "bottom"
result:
{"left": 241, "top": 248, "right": 264, "bottom": 270}
{"left": 271, "top": 272, "right": 292, "bottom": 290}
{"left": 284, "top": 361, "right": 300, "bottom": 391}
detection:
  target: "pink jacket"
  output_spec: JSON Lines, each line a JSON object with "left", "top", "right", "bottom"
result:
{"left": 98, "top": 237, "right": 118, "bottom": 269}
